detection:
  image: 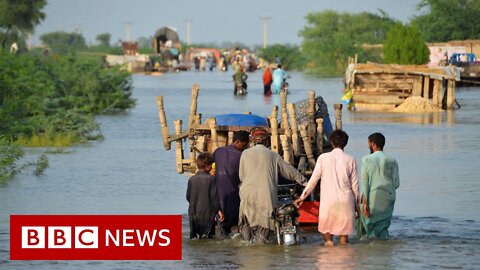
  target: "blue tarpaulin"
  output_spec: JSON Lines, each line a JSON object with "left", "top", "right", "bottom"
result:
{"left": 216, "top": 114, "right": 269, "bottom": 127}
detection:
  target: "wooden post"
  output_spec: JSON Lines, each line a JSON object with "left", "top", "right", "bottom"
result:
{"left": 446, "top": 79, "right": 455, "bottom": 110}
{"left": 287, "top": 103, "right": 300, "bottom": 156}
{"left": 297, "top": 156, "right": 307, "bottom": 175}
{"left": 269, "top": 106, "right": 280, "bottom": 153}
{"left": 423, "top": 76, "right": 430, "bottom": 99}
{"left": 188, "top": 137, "right": 196, "bottom": 169}
{"left": 174, "top": 120, "right": 184, "bottom": 174}
{"left": 188, "top": 84, "right": 200, "bottom": 130}
{"left": 209, "top": 118, "right": 219, "bottom": 152}
{"left": 334, "top": 104, "right": 343, "bottom": 130}
{"left": 280, "top": 135, "right": 293, "bottom": 165}
{"left": 300, "top": 125, "right": 316, "bottom": 170}
{"left": 354, "top": 53, "right": 358, "bottom": 64}
{"left": 315, "top": 118, "right": 324, "bottom": 156}
{"left": 156, "top": 96, "right": 171, "bottom": 150}
{"left": 432, "top": 79, "right": 441, "bottom": 108}
{"left": 197, "top": 135, "right": 206, "bottom": 153}
{"left": 412, "top": 76, "right": 423, "bottom": 97}
{"left": 308, "top": 90, "right": 316, "bottom": 143}
{"left": 280, "top": 92, "right": 291, "bottom": 140}
{"left": 195, "top": 114, "right": 202, "bottom": 125}
{"left": 185, "top": 85, "right": 199, "bottom": 169}
{"left": 227, "top": 131, "right": 234, "bottom": 145}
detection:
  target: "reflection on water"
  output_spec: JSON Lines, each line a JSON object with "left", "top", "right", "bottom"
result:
{"left": 1, "top": 72, "right": 480, "bottom": 269}
{"left": 348, "top": 111, "right": 456, "bottom": 126}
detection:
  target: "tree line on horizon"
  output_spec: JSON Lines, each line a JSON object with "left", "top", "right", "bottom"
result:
{"left": 3, "top": 0, "right": 479, "bottom": 76}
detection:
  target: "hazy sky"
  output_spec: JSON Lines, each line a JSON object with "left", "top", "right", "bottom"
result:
{"left": 32, "top": 0, "right": 422, "bottom": 47}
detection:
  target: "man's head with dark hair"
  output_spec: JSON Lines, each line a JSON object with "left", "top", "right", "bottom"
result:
{"left": 233, "top": 130, "right": 250, "bottom": 151}
{"left": 196, "top": 152, "right": 214, "bottom": 171}
{"left": 368, "top": 132, "right": 385, "bottom": 153}
{"left": 329, "top": 129, "right": 349, "bottom": 149}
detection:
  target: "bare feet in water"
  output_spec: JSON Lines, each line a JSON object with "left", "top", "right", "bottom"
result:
{"left": 324, "top": 240, "right": 334, "bottom": 247}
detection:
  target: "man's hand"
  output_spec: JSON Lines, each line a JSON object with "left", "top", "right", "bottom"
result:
{"left": 362, "top": 202, "right": 370, "bottom": 218}
{"left": 217, "top": 210, "right": 225, "bottom": 222}
{"left": 294, "top": 197, "right": 304, "bottom": 208}
{"left": 355, "top": 203, "right": 360, "bottom": 218}
{"left": 361, "top": 194, "right": 370, "bottom": 218}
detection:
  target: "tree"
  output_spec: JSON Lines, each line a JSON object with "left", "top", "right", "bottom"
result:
{"left": 0, "top": 0, "right": 46, "bottom": 49}
{"left": 96, "top": 33, "right": 111, "bottom": 47}
{"left": 383, "top": 23, "right": 430, "bottom": 65}
{"left": 40, "top": 31, "right": 87, "bottom": 53}
{"left": 300, "top": 10, "right": 396, "bottom": 76}
{"left": 258, "top": 44, "right": 304, "bottom": 70}
{"left": 412, "top": 0, "right": 480, "bottom": 42}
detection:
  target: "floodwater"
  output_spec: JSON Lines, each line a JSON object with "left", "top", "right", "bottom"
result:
{"left": 1, "top": 71, "right": 480, "bottom": 269}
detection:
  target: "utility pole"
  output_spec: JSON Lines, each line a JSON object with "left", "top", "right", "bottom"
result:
{"left": 123, "top": 22, "right": 132, "bottom": 42}
{"left": 185, "top": 19, "right": 191, "bottom": 46}
{"left": 73, "top": 23, "right": 82, "bottom": 34}
{"left": 260, "top": 17, "right": 271, "bottom": 49}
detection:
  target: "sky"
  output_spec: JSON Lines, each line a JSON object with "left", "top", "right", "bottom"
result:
{"left": 31, "top": 0, "right": 422, "bottom": 47}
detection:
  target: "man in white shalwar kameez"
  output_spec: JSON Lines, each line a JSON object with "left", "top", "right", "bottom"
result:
{"left": 295, "top": 129, "right": 359, "bottom": 246}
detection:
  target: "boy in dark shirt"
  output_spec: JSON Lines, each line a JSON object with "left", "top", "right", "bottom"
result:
{"left": 186, "top": 153, "right": 224, "bottom": 239}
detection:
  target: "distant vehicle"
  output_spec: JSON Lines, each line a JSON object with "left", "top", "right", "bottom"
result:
{"left": 449, "top": 53, "right": 479, "bottom": 66}
{"left": 449, "top": 53, "right": 480, "bottom": 85}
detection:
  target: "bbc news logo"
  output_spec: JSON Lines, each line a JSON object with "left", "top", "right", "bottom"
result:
{"left": 22, "top": 226, "right": 99, "bottom": 249}
{"left": 10, "top": 215, "right": 182, "bottom": 260}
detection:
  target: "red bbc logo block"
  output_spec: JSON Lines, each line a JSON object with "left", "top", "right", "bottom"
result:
{"left": 10, "top": 215, "right": 182, "bottom": 260}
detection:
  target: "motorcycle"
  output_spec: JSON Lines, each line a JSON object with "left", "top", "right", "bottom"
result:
{"left": 273, "top": 184, "right": 300, "bottom": 245}
{"left": 234, "top": 81, "right": 247, "bottom": 95}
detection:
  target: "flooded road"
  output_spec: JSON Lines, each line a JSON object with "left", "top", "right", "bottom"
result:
{"left": 1, "top": 71, "right": 480, "bottom": 269}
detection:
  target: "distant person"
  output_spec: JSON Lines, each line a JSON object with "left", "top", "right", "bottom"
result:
{"left": 213, "top": 131, "right": 250, "bottom": 235}
{"left": 207, "top": 55, "right": 215, "bottom": 71}
{"left": 295, "top": 129, "right": 359, "bottom": 246}
{"left": 186, "top": 153, "right": 224, "bottom": 239}
{"left": 194, "top": 56, "right": 200, "bottom": 71}
{"left": 232, "top": 57, "right": 241, "bottom": 74}
{"left": 200, "top": 56, "right": 206, "bottom": 71}
{"left": 357, "top": 132, "right": 400, "bottom": 240}
{"left": 262, "top": 66, "right": 273, "bottom": 96}
{"left": 272, "top": 64, "right": 288, "bottom": 94}
{"left": 232, "top": 67, "right": 248, "bottom": 95}
{"left": 222, "top": 56, "right": 228, "bottom": 72}
{"left": 238, "top": 127, "right": 307, "bottom": 244}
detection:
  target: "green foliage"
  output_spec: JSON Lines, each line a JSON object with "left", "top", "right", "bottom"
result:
{"left": 96, "top": 33, "right": 111, "bottom": 47}
{"left": 0, "top": 0, "right": 46, "bottom": 48}
{"left": 0, "top": 51, "right": 135, "bottom": 146}
{"left": 384, "top": 23, "right": 430, "bottom": 65}
{"left": 412, "top": 0, "right": 480, "bottom": 42}
{"left": 258, "top": 44, "right": 305, "bottom": 70}
{"left": 33, "top": 153, "right": 48, "bottom": 175}
{"left": 300, "top": 10, "right": 396, "bottom": 76}
{"left": 40, "top": 31, "right": 87, "bottom": 54}
{"left": 0, "top": 135, "right": 24, "bottom": 181}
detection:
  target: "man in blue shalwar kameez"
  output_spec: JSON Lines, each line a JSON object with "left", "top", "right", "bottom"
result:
{"left": 358, "top": 132, "right": 400, "bottom": 240}
{"left": 213, "top": 131, "right": 250, "bottom": 235}
{"left": 272, "top": 64, "right": 288, "bottom": 94}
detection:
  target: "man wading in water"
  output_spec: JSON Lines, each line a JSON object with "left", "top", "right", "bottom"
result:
{"left": 238, "top": 127, "right": 307, "bottom": 244}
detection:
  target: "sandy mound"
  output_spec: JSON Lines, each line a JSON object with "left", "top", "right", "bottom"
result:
{"left": 392, "top": 96, "right": 443, "bottom": 113}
